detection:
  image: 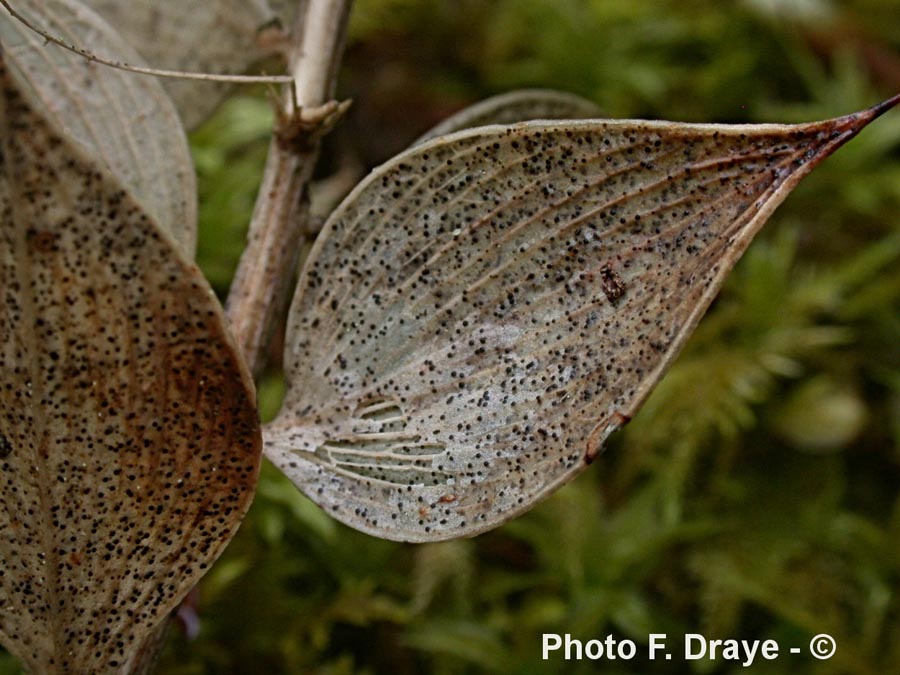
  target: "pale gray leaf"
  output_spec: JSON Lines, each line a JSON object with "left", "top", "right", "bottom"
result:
{"left": 0, "top": 0, "right": 197, "bottom": 258}
{"left": 0, "top": 56, "right": 261, "bottom": 673}
{"left": 266, "top": 96, "right": 898, "bottom": 543}
{"left": 414, "top": 89, "right": 602, "bottom": 145}
{"left": 265, "top": 0, "right": 295, "bottom": 26}
{"left": 81, "top": 0, "right": 284, "bottom": 129}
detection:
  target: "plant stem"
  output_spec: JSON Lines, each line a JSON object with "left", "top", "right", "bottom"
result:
{"left": 226, "top": 0, "right": 354, "bottom": 379}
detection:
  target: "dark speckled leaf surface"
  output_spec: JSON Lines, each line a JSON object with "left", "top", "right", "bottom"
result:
{"left": 0, "top": 57, "right": 261, "bottom": 673}
{"left": 266, "top": 95, "right": 899, "bottom": 543}
{"left": 0, "top": 0, "right": 198, "bottom": 258}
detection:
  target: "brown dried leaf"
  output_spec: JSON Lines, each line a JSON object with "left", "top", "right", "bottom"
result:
{"left": 0, "top": 54, "right": 260, "bottom": 673}
{"left": 0, "top": 0, "right": 197, "bottom": 258}
{"left": 266, "top": 96, "right": 899, "bottom": 543}
{"left": 81, "top": 0, "right": 283, "bottom": 129}
{"left": 414, "top": 89, "right": 602, "bottom": 145}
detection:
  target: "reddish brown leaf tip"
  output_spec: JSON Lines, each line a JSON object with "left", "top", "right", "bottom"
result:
{"left": 829, "top": 92, "right": 900, "bottom": 138}
{"left": 863, "top": 92, "right": 900, "bottom": 122}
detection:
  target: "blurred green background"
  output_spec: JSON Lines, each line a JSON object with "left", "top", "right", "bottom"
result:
{"left": 9, "top": 0, "right": 900, "bottom": 673}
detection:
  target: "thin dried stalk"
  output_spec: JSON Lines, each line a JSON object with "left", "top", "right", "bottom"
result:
{"left": 226, "top": 0, "right": 353, "bottom": 378}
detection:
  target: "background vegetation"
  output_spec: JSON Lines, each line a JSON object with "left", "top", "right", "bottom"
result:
{"left": 6, "top": 0, "right": 900, "bottom": 673}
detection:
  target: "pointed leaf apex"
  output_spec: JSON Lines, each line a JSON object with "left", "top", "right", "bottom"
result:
{"left": 861, "top": 91, "right": 900, "bottom": 123}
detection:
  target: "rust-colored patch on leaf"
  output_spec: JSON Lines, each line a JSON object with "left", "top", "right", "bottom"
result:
{"left": 25, "top": 228, "right": 58, "bottom": 253}
{"left": 0, "top": 55, "right": 260, "bottom": 674}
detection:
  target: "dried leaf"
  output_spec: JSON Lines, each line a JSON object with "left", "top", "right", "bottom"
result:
{"left": 266, "top": 96, "right": 899, "bottom": 543}
{"left": 0, "top": 0, "right": 197, "bottom": 258}
{"left": 414, "top": 89, "right": 602, "bottom": 145}
{"left": 81, "top": 0, "right": 283, "bottom": 129}
{"left": 0, "top": 54, "right": 260, "bottom": 673}
{"left": 265, "top": 0, "right": 295, "bottom": 26}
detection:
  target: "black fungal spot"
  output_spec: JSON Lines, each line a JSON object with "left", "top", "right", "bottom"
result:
{"left": 0, "top": 433, "right": 11, "bottom": 460}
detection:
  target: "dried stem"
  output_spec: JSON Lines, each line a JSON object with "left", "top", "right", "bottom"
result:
{"left": 226, "top": 0, "right": 354, "bottom": 378}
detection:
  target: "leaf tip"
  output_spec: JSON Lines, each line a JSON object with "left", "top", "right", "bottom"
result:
{"left": 836, "top": 92, "right": 900, "bottom": 134}
{"left": 865, "top": 91, "right": 900, "bottom": 121}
